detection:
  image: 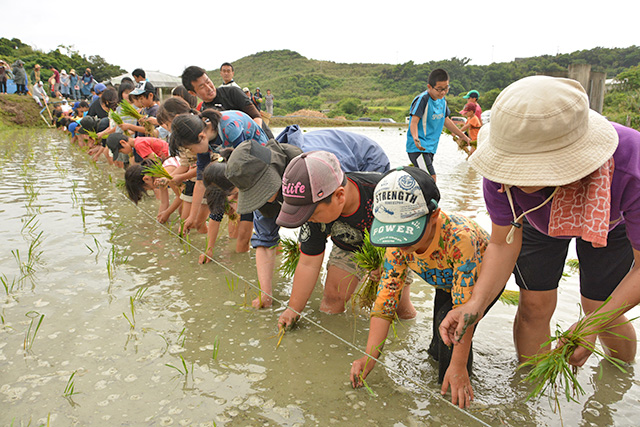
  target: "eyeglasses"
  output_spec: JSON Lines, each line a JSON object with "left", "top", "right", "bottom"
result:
{"left": 432, "top": 85, "right": 450, "bottom": 93}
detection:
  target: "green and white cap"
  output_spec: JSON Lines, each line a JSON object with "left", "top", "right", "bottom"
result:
{"left": 370, "top": 167, "right": 440, "bottom": 247}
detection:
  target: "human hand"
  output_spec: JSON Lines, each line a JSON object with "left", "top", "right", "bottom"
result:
{"left": 278, "top": 308, "right": 300, "bottom": 330}
{"left": 368, "top": 267, "right": 383, "bottom": 283}
{"left": 441, "top": 364, "right": 473, "bottom": 408}
{"left": 350, "top": 356, "right": 377, "bottom": 388}
{"left": 182, "top": 216, "right": 197, "bottom": 234}
{"left": 414, "top": 139, "right": 425, "bottom": 151}
{"left": 439, "top": 301, "right": 483, "bottom": 346}
{"left": 199, "top": 248, "right": 213, "bottom": 264}
{"left": 157, "top": 209, "right": 170, "bottom": 224}
{"left": 154, "top": 178, "right": 168, "bottom": 188}
{"left": 561, "top": 322, "right": 597, "bottom": 367}
{"left": 119, "top": 123, "right": 133, "bottom": 131}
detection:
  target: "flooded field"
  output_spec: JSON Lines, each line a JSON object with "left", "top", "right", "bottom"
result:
{"left": 1, "top": 127, "right": 639, "bottom": 426}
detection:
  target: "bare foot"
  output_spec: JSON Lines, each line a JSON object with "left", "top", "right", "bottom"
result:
{"left": 252, "top": 295, "right": 272, "bottom": 309}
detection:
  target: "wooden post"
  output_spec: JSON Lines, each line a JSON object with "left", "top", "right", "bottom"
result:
{"left": 589, "top": 72, "right": 606, "bottom": 114}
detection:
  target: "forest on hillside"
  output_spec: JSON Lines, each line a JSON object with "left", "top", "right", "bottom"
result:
{"left": 1, "top": 38, "right": 638, "bottom": 127}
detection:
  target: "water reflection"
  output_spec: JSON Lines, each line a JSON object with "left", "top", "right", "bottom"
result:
{"left": 1, "top": 128, "right": 639, "bottom": 426}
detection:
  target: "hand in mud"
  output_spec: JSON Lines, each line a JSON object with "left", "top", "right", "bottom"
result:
{"left": 350, "top": 356, "right": 377, "bottom": 388}
{"left": 441, "top": 364, "right": 473, "bottom": 409}
{"left": 278, "top": 308, "right": 300, "bottom": 330}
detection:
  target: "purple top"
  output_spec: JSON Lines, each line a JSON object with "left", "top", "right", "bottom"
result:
{"left": 483, "top": 122, "right": 640, "bottom": 250}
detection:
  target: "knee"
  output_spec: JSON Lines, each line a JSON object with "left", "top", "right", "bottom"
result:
{"left": 517, "top": 291, "right": 556, "bottom": 324}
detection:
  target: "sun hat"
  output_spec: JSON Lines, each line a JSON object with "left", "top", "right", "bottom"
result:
{"left": 463, "top": 90, "right": 479, "bottom": 99}
{"left": 276, "top": 151, "right": 345, "bottom": 228}
{"left": 459, "top": 102, "right": 476, "bottom": 115}
{"left": 469, "top": 76, "right": 618, "bottom": 187}
{"left": 370, "top": 166, "right": 440, "bottom": 247}
{"left": 225, "top": 139, "right": 295, "bottom": 215}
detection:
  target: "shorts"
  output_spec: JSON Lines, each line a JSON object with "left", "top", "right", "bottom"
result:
{"left": 251, "top": 210, "right": 280, "bottom": 248}
{"left": 326, "top": 245, "right": 363, "bottom": 276}
{"left": 179, "top": 181, "right": 206, "bottom": 205}
{"left": 209, "top": 212, "right": 253, "bottom": 222}
{"left": 408, "top": 151, "right": 435, "bottom": 175}
{"left": 513, "top": 219, "right": 634, "bottom": 301}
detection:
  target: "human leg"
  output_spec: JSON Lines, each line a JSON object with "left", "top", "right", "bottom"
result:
{"left": 321, "top": 245, "right": 362, "bottom": 313}
{"left": 251, "top": 211, "right": 281, "bottom": 308}
{"left": 408, "top": 152, "right": 436, "bottom": 181}
{"left": 234, "top": 213, "right": 253, "bottom": 253}
{"left": 512, "top": 220, "right": 567, "bottom": 361}
{"left": 576, "top": 224, "right": 636, "bottom": 362}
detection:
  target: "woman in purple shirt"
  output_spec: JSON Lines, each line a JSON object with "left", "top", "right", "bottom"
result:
{"left": 439, "top": 76, "right": 640, "bottom": 369}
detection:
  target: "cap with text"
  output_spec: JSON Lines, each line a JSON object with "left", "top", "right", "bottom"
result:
{"left": 276, "top": 151, "right": 344, "bottom": 228}
{"left": 370, "top": 166, "right": 440, "bottom": 247}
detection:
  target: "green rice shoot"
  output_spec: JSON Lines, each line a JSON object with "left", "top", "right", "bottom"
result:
{"left": 63, "top": 371, "right": 78, "bottom": 397}
{"left": 143, "top": 161, "right": 173, "bottom": 180}
{"left": 279, "top": 236, "right": 300, "bottom": 278}
{"left": 109, "top": 110, "right": 124, "bottom": 125}
{"left": 520, "top": 297, "right": 635, "bottom": 409}
{"left": 24, "top": 310, "right": 44, "bottom": 351}
{"left": 119, "top": 99, "right": 142, "bottom": 120}
{"left": 499, "top": 289, "right": 520, "bottom": 306}
{"left": 351, "top": 229, "right": 386, "bottom": 311}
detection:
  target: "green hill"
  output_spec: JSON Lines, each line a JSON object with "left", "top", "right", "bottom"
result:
{"left": 209, "top": 47, "right": 640, "bottom": 124}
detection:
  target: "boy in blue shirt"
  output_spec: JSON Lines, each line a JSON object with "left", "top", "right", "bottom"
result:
{"left": 407, "top": 69, "right": 470, "bottom": 181}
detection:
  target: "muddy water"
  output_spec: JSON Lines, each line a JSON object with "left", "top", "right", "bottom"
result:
{"left": 1, "top": 127, "right": 639, "bottom": 426}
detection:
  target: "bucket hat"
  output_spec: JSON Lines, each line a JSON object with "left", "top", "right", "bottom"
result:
{"left": 469, "top": 76, "right": 618, "bottom": 186}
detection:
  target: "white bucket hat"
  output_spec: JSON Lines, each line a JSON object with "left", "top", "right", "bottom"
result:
{"left": 469, "top": 75, "right": 618, "bottom": 186}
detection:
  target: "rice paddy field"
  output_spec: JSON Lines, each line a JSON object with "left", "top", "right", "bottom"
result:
{"left": 1, "top": 127, "right": 639, "bottom": 426}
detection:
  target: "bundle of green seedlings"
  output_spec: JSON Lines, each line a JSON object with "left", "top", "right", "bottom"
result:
{"left": 351, "top": 229, "right": 386, "bottom": 311}
{"left": 85, "top": 129, "right": 103, "bottom": 141}
{"left": 109, "top": 110, "right": 124, "bottom": 125}
{"left": 520, "top": 297, "right": 634, "bottom": 407}
{"left": 278, "top": 236, "right": 300, "bottom": 278}
{"left": 499, "top": 289, "right": 520, "bottom": 306}
{"left": 142, "top": 160, "right": 173, "bottom": 180}
{"left": 224, "top": 199, "right": 239, "bottom": 223}
{"left": 119, "top": 100, "right": 155, "bottom": 135}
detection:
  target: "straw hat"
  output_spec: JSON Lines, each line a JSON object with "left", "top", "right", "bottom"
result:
{"left": 469, "top": 76, "right": 618, "bottom": 186}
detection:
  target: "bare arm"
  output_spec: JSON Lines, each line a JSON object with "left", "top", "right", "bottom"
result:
{"left": 440, "top": 222, "right": 522, "bottom": 345}
{"left": 445, "top": 117, "right": 471, "bottom": 143}
{"left": 278, "top": 252, "right": 324, "bottom": 328}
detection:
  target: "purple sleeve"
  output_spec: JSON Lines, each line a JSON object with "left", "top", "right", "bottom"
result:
{"left": 482, "top": 179, "right": 517, "bottom": 227}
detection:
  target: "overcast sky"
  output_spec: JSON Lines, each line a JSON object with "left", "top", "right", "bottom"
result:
{"left": 2, "top": 0, "right": 637, "bottom": 79}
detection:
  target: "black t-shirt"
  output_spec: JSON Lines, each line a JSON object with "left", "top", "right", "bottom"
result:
{"left": 87, "top": 98, "right": 108, "bottom": 119}
{"left": 299, "top": 172, "right": 383, "bottom": 256}
{"left": 200, "top": 86, "right": 274, "bottom": 139}
{"left": 201, "top": 86, "right": 257, "bottom": 117}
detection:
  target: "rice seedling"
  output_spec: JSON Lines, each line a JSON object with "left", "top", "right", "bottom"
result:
{"left": 566, "top": 258, "right": 580, "bottom": 272}
{"left": 109, "top": 110, "right": 124, "bottom": 126}
{"left": 224, "top": 199, "right": 239, "bottom": 223}
{"left": 12, "top": 249, "right": 35, "bottom": 280}
{"left": 225, "top": 276, "right": 237, "bottom": 292}
{"left": 71, "top": 180, "right": 79, "bottom": 204}
{"left": 177, "top": 327, "right": 187, "bottom": 347}
{"left": 212, "top": 336, "right": 220, "bottom": 360}
{"left": 279, "top": 236, "right": 300, "bottom": 278}
{"left": 122, "top": 296, "right": 136, "bottom": 329}
{"left": 24, "top": 310, "right": 44, "bottom": 351}
{"left": 1, "top": 274, "right": 17, "bottom": 297}
{"left": 119, "top": 100, "right": 155, "bottom": 135}
{"left": 62, "top": 371, "right": 79, "bottom": 397}
{"left": 133, "top": 286, "right": 148, "bottom": 303}
{"left": 80, "top": 206, "right": 86, "bottom": 227}
{"left": 165, "top": 354, "right": 189, "bottom": 376}
{"left": 142, "top": 161, "right": 173, "bottom": 180}
{"left": 499, "top": 289, "right": 520, "bottom": 306}
{"left": 520, "top": 297, "right": 634, "bottom": 410}
{"left": 275, "top": 326, "right": 286, "bottom": 349}
{"left": 20, "top": 214, "right": 39, "bottom": 236}
{"left": 351, "top": 230, "right": 386, "bottom": 311}
{"left": 85, "top": 129, "right": 102, "bottom": 141}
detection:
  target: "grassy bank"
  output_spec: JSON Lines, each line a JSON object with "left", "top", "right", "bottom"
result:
{"left": 0, "top": 94, "right": 50, "bottom": 130}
